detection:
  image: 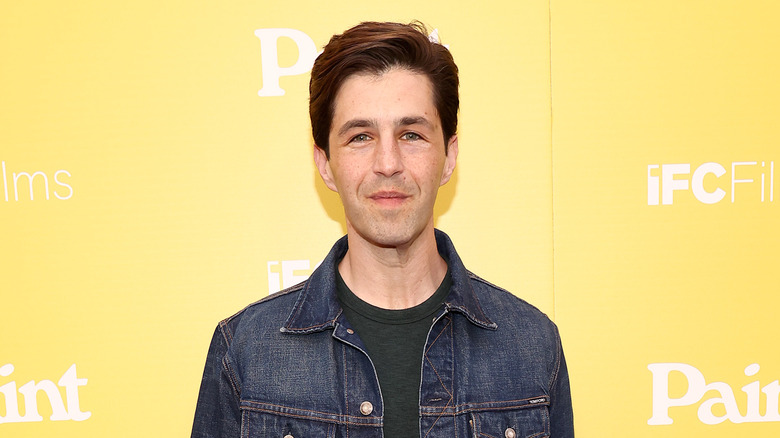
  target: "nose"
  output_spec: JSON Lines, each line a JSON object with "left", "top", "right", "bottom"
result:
{"left": 372, "top": 136, "right": 403, "bottom": 177}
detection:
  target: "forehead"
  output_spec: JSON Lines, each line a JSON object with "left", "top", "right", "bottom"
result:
{"left": 330, "top": 68, "right": 439, "bottom": 127}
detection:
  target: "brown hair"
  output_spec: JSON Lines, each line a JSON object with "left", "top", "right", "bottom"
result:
{"left": 309, "top": 21, "right": 459, "bottom": 157}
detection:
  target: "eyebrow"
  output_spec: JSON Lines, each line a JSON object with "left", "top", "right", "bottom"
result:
{"left": 398, "top": 116, "right": 433, "bottom": 129}
{"left": 337, "top": 119, "right": 377, "bottom": 137}
{"left": 336, "top": 116, "right": 434, "bottom": 137}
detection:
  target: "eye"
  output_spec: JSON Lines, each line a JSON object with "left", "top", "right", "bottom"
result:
{"left": 401, "top": 132, "right": 422, "bottom": 141}
{"left": 350, "top": 133, "right": 371, "bottom": 143}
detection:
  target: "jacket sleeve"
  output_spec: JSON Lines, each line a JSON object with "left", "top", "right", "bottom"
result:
{"left": 191, "top": 324, "right": 242, "bottom": 438}
{"left": 549, "top": 326, "right": 575, "bottom": 437}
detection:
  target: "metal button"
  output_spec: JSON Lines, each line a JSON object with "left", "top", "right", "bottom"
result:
{"left": 359, "top": 401, "right": 373, "bottom": 415}
{"left": 284, "top": 435, "right": 293, "bottom": 438}
{"left": 346, "top": 328, "right": 354, "bottom": 334}
{"left": 504, "top": 427, "right": 516, "bottom": 438}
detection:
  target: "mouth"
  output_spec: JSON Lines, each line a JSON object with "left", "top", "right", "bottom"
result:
{"left": 368, "top": 190, "right": 410, "bottom": 207}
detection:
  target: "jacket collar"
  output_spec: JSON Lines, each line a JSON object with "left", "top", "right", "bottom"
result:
{"left": 281, "top": 229, "right": 497, "bottom": 334}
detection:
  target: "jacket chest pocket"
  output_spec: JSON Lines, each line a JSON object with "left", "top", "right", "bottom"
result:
{"left": 240, "top": 409, "right": 337, "bottom": 438}
{"left": 468, "top": 406, "right": 549, "bottom": 438}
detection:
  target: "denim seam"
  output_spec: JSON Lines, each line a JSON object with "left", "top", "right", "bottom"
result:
{"left": 425, "top": 317, "right": 450, "bottom": 356}
{"left": 539, "top": 405, "right": 550, "bottom": 437}
{"left": 527, "top": 405, "right": 551, "bottom": 438}
{"left": 285, "top": 281, "right": 311, "bottom": 330}
{"left": 216, "top": 320, "right": 242, "bottom": 397}
{"left": 471, "top": 412, "right": 483, "bottom": 438}
{"left": 239, "top": 403, "right": 382, "bottom": 426}
{"left": 548, "top": 326, "right": 562, "bottom": 392}
{"left": 422, "top": 401, "right": 452, "bottom": 438}
{"left": 240, "top": 408, "right": 247, "bottom": 438}
{"left": 465, "top": 271, "right": 509, "bottom": 322}
{"left": 223, "top": 282, "right": 305, "bottom": 329}
{"left": 422, "top": 317, "right": 454, "bottom": 438}
{"left": 282, "top": 287, "right": 340, "bottom": 333}
{"left": 342, "top": 343, "right": 349, "bottom": 438}
{"left": 424, "top": 399, "right": 550, "bottom": 410}
{"left": 221, "top": 355, "right": 241, "bottom": 397}
{"left": 420, "top": 397, "right": 550, "bottom": 415}
{"left": 218, "top": 319, "right": 233, "bottom": 344}
{"left": 425, "top": 321, "right": 454, "bottom": 399}
{"left": 283, "top": 316, "right": 338, "bottom": 333}
{"left": 467, "top": 271, "right": 548, "bottom": 329}
{"left": 450, "top": 314, "right": 456, "bottom": 438}
{"left": 470, "top": 408, "right": 549, "bottom": 438}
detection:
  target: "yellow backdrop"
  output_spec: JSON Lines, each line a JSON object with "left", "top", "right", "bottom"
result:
{"left": 1, "top": 0, "right": 777, "bottom": 436}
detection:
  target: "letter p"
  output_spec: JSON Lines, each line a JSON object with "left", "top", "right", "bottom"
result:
{"left": 255, "top": 28, "right": 318, "bottom": 96}
{"left": 648, "top": 363, "right": 706, "bottom": 425}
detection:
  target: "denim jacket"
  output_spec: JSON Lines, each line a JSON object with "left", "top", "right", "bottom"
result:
{"left": 192, "top": 230, "right": 574, "bottom": 437}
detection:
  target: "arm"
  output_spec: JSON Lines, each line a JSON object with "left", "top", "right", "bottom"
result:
{"left": 549, "top": 327, "right": 574, "bottom": 437}
{"left": 191, "top": 325, "right": 242, "bottom": 438}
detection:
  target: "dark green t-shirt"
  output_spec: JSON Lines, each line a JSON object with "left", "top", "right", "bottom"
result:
{"left": 336, "top": 269, "right": 452, "bottom": 438}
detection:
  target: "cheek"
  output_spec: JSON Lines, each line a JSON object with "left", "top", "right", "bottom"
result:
{"left": 419, "top": 161, "right": 446, "bottom": 185}
{"left": 332, "top": 165, "right": 364, "bottom": 192}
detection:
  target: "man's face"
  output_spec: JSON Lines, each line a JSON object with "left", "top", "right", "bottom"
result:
{"left": 314, "top": 68, "right": 458, "bottom": 249}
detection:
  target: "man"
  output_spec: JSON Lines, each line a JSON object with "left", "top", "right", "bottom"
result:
{"left": 192, "top": 21, "right": 573, "bottom": 437}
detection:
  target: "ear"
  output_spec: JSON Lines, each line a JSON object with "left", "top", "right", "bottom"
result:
{"left": 313, "top": 145, "right": 338, "bottom": 192}
{"left": 440, "top": 135, "right": 458, "bottom": 186}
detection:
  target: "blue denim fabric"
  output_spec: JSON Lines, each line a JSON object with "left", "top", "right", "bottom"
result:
{"left": 192, "top": 230, "right": 574, "bottom": 437}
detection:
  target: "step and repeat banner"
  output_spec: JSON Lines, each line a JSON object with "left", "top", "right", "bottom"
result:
{"left": 1, "top": 0, "right": 776, "bottom": 436}
{"left": 551, "top": 0, "right": 780, "bottom": 436}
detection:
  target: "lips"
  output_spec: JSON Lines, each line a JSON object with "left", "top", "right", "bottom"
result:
{"left": 370, "top": 190, "right": 408, "bottom": 198}
{"left": 368, "top": 190, "right": 410, "bottom": 206}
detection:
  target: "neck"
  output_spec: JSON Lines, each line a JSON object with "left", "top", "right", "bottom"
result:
{"left": 339, "top": 228, "right": 447, "bottom": 310}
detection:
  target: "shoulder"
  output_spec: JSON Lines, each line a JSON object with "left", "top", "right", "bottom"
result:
{"left": 458, "top": 270, "right": 567, "bottom": 392}
{"left": 466, "top": 270, "right": 560, "bottom": 340}
{"left": 217, "top": 282, "right": 306, "bottom": 345}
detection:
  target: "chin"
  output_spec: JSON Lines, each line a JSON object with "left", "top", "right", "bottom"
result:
{"left": 361, "top": 224, "right": 425, "bottom": 249}
{"left": 370, "top": 236, "right": 413, "bottom": 249}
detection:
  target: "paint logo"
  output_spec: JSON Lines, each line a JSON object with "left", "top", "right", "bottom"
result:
{"left": 0, "top": 363, "right": 90, "bottom": 424}
{"left": 255, "top": 27, "right": 447, "bottom": 97}
{"left": 648, "top": 362, "right": 779, "bottom": 425}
